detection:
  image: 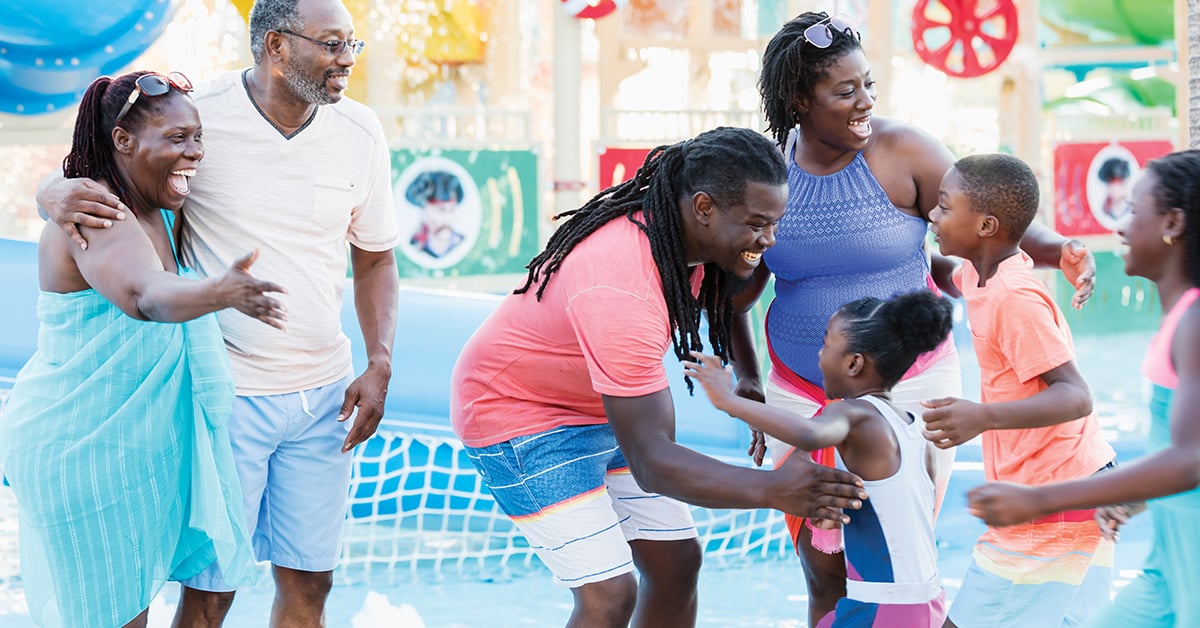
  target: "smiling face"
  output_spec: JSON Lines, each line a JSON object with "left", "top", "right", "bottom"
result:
{"left": 817, "top": 314, "right": 854, "bottom": 399}
{"left": 930, "top": 167, "right": 985, "bottom": 259}
{"left": 799, "top": 49, "right": 876, "bottom": 152}
{"left": 281, "top": 0, "right": 356, "bottom": 104}
{"left": 116, "top": 92, "right": 203, "bottom": 212}
{"left": 1117, "top": 170, "right": 1174, "bottom": 281}
{"left": 694, "top": 181, "right": 788, "bottom": 281}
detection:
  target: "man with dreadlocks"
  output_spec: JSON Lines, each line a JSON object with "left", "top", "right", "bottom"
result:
{"left": 451, "top": 126, "right": 868, "bottom": 627}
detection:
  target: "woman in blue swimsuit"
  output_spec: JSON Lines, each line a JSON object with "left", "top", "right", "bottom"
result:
{"left": 737, "top": 11, "right": 1098, "bottom": 625}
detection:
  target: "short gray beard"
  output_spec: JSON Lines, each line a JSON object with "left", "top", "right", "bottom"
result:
{"left": 283, "top": 56, "right": 338, "bottom": 105}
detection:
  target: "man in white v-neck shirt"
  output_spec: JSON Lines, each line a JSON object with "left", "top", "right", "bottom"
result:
{"left": 38, "top": 0, "right": 400, "bottom": 625}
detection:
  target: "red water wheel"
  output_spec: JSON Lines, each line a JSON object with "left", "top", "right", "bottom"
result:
{"left": 561, "top": 0, "right": 627, "bottom": 20}
{"left": 911, "top": 0, "right": 1018, "bottom": 78}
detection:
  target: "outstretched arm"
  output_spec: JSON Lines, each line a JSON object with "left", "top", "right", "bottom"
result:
{"left": 969, "top": 306, "right": 1200, "bottom": 526}
{"left": 604, "top": 387, "right": 865, "bottom": 524}
{"left": 71, "top": 217, "right": 285, "bottom": 326}
{"left": 338, "top": 245, "right": 399, "bottom": 453}
{"left": 922, "top": 360, "right": 1093, "bottom": 448}
{"left": 684, "top": 352, "right": 849, "bottom": 451}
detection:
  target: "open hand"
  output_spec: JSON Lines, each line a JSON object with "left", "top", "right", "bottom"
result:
{"left": 772, "top": 454, "right": 866, "bottom": 525}
{"left": 683, "top": 351, "right": 737, "bottom": 411}
{"left": 1060, "top": 239, "right": 1095, "bottom": 309}
{"left": 221, "top": 249, "right": 287, "bottom": 330}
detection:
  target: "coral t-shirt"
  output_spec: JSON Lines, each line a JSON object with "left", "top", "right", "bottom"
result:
{"left": 450, "top": 216, "right": 703, "bottom": 448}
{"left": 955, "top": 252, "right": 1114, "bottom": 484}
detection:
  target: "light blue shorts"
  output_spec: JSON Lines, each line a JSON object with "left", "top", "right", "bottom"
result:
{"left": 948, "top": 554, "right": 1111, "bottom": 627}
{"left": 464, "top": 424, "right": 697, "bottom": 587}
{"left": 183, "top": 376, "right": 353, "bottom": 592}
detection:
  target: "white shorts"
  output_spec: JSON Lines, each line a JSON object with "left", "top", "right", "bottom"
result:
{"left": 464, "top": 424, "right": 697, "bottom": 587}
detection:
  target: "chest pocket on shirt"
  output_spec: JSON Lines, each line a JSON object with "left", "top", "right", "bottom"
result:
{"left": 313, "top": 176, "right": 354, "bottom": 233}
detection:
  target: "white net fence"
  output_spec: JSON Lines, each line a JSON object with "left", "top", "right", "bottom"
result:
{"left": 338, "top": 421, "right": 793, "bottom": 584}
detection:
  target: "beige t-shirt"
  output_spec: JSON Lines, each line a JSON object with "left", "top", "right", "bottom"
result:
{"left": 182, "top": 70, "right": 401, "bottom": 395}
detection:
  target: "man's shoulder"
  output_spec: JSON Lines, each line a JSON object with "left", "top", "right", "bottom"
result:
{"left": 192, "top": 70, "right": 242, "bottom": 103}
{"left": 572, "top": 217, "right": 648, "bottom": 259}
{"left": 562, "top": 219, "right": 657, "bottom": 293}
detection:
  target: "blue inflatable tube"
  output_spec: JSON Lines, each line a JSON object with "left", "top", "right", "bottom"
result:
{"left": 0, "top": 0, "right": 182, "bottom": 114}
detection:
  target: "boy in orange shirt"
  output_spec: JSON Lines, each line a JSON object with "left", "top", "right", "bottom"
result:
{"left": 924, "top": 153, "right": 1116, "bottom": 627}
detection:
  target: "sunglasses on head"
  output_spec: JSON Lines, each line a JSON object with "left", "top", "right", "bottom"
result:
{"left": 114, "top": 71, "right": 194, "bottom": 126}
{"left": 803, "top": 13, "right": 855, "bottom": 49}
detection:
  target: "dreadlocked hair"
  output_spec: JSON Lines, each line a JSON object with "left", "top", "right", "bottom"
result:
{"left": 1146, "top": 149, "right": 1200, "bottom": 288}
{"left": 62, "top": 71, "right": 157, "bottom": 214}
{"left": 759, "top": 11, "right": 864, "bottom": 148}
{"left": 516, "top": 126, "right": 786, "bottom": 386}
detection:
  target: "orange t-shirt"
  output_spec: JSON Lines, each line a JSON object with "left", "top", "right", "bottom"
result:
{"left": 955, "top": 252, "right": 1114, "bottom": 484}
{"left": 450, "top": 216, "right": 703, "bottom": 447}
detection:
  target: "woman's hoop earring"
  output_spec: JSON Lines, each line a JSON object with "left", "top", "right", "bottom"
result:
{"left": 1163, "top": 235, "right": 1174, "bottom": 246}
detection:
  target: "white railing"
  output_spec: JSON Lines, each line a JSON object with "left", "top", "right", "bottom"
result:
{"left": 600, "top": 108, "right": 766, "bottom": 145}
{"left": 374, "top": 106, "right": 535, "bottom": 149}
{"left": 1049, "top": 107, "right": 1177, "bottom": 143}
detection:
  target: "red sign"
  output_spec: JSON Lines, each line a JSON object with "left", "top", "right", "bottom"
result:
{"left": 1053, "top": 140, "right": 1173, "bottom": 237}
{"left": 598, "top": 147, "right": 652, "bottom": 192}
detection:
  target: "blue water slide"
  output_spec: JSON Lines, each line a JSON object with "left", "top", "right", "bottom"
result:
{"left": 0, "top": 0, "right": 181, "bottom": 114}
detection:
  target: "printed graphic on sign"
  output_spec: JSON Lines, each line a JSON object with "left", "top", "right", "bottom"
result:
{"left": 1085, "top": 145, "right": 1138, "bottom": 230}
{"left": 395, "top": 157, "right": 481, "bottom": 270}
{"left": 391, "top": 149, "right": 539, "bottom": 279}
{"left": 1053, "top": 140, "right": 1172, "bottom": 238}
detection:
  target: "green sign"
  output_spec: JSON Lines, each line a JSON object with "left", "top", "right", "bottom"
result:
{"left": 391, "top": 148, "right": 539, "bottom": 279}
{"left": 1057, "top": 249, "right": 1161, "bottom": 336}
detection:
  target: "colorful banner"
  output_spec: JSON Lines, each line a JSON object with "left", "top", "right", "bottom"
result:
{"left": 391, "top": 149, "right": 538, "bottom": 279}
{"left": 1053, "top": 140, "right": 1173, "bottom": 237}
{"left": 598, "top": 146, "right": 652, "bottom": 191}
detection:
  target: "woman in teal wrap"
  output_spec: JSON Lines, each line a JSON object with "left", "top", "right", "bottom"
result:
{"left": 0, "top": 71, "right": 286, "bottom": 628}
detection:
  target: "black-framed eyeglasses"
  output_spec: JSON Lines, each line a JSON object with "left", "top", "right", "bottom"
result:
{"left": 803, "top": 13, "right": 855, "bottom": 49}
{"left": 277, "top": 29, "right": 366, "bottom": 56}
{"left": 115, "top": 71, "right": 194, "bottom": 126}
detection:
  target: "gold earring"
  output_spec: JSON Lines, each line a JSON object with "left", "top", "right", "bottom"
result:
{"left": 1164, "top": 235, "right": 1174, "bottom": 246}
